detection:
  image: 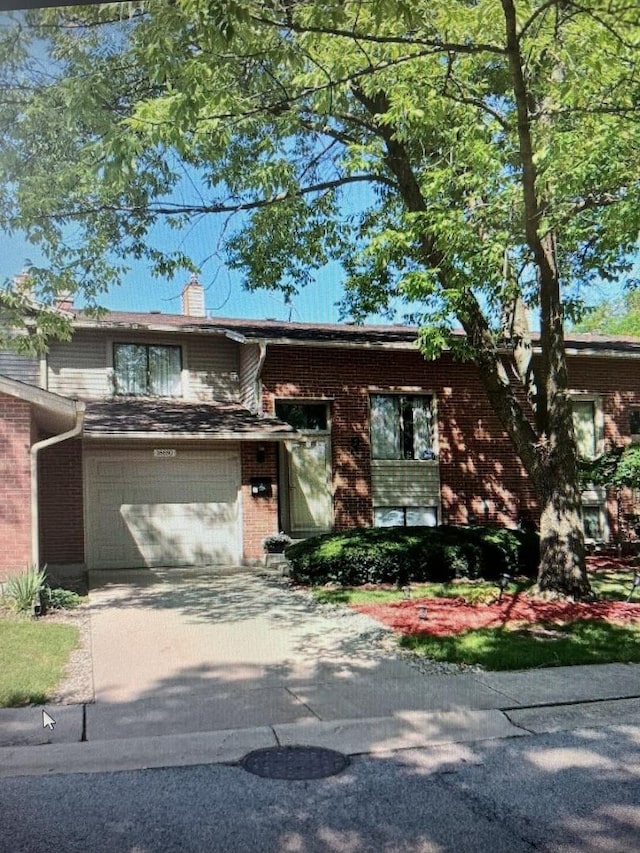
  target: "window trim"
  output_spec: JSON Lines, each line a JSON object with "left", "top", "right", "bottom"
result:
{"left": 369, "top": 391, "right": 437, "bottom": 461}
{"left": 112, "top": 341, "right": 183, "bottom": 397}
{"left": 569, "top": 392, "right": 604, "bottom": 460}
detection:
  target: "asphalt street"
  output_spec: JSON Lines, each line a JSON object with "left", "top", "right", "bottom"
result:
{"left": 2, "top": 721, "right": 639, "bottom": 853}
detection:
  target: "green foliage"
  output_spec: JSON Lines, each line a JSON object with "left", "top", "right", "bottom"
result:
{"left": 0, "top": 617, "right": 78, "bottom": 707}
{"left": 286, "top": 525, "right": 539, "bottom": 587}
{"left": 2, "top": 567, "right": 47, "bottom": 614}
{"left": 579, "top": 445, "right": 640, "bottom": 490}
{"left": 399, "top": 620, "right": 640, "bottom": 671}
{"left": 571, "top": 291, "right": 640, "bottom": 337}
{"left": 1, "top": 2, "right": 639, "bottom": 332}
{"left": 42, "top": 587, "right": 82, "bottom": 611}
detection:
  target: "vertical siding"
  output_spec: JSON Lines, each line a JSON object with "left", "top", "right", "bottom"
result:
{"left": 0, "top": 350, "right": 39, "bottom": 386}
{"left": 239, "top": 343, "right": 262, "bottom": 411}
{"left": 47, "top": 331, "right": 110, "bottom": 398}
{"left": 186, "top": 335, "right": 239, "bottom": 401}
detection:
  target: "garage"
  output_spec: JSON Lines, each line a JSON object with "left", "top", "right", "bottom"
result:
{"left": 84, "top": 448, "right": 241, "bottom": 569}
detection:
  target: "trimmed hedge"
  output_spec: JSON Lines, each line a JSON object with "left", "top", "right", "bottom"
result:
{"left": 285, "top": 525, "right": 540, "bottom": 587}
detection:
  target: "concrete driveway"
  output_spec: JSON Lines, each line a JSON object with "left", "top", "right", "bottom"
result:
{"left": 89, "top": 568, "right": 414, "bottom": 702}
{"left": 88, "top": 567, "right": 491, "bottom": 739}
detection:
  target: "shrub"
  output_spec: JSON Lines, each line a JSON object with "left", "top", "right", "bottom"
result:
{"left": 43, "top": 587, "right": 82, "bottom": 611}
{"left": 285, "top": 525, "right": 540, "bottom": 587}
{"left": 2, "top": 567, "right": 47, "bottom": 614}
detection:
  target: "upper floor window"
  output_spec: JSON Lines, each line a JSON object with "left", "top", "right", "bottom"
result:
{"left": 113, "top": 343, "right": 182, "bottom": 397}
{"left": 370, "top": 394, "right": 434, "bottom": 460}
{"left": 572, "top": 399, "right": 597, "bottom": 459}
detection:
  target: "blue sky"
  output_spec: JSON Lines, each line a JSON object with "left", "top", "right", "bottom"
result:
{"left": 0, "top": 224, "right": 355, "bottom": 323}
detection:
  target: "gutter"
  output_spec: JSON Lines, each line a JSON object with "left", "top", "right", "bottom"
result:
{"left": 30, "top": 401, "right": 86, "bottom": 568}
{"left": 256, "top": 342, "right": 267, "bottom": 414}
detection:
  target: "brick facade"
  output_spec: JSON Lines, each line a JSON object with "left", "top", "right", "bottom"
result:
{"left": 261, "top": 345, "right": 539, "bottom": 531}
{"left": 38, "top": 438, "right": 85, "bottom": 566}
{"left": 241, "top": 441, "right": 279, "bottom": 560}
{"left": 0, "top": 393, "right": 33, "bottom": 579}
{"left": 3, "top": 331, "right": 640, "bottom": 574}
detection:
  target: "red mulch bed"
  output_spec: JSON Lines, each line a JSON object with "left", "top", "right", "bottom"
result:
{"left": 350, "top": 555, "right": 640, "bottom": 636}
{"left": 353, "top": 594, "right": 640, "bottom": 638}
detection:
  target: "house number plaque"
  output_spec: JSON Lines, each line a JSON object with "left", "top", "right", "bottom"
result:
{"left": 153, "top": 449, "right": 177, "bottom": 458}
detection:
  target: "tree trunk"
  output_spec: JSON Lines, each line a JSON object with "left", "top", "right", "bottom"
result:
{"left": 536, "top": 455, "right": 591, "bottom": 598}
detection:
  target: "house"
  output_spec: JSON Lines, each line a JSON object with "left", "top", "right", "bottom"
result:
{"left": 1, "top": 278, "right": 640, "bottom": 580}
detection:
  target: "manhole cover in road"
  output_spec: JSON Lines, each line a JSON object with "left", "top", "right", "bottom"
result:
{"left": 242, "top": 746, "right": 349, "bottom": 780}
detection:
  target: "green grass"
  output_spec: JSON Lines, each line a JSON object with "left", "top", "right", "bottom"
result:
{"left": 589, "top": 570, "right": 638, "bottom": 601}
{"left": 313, "top": 569, "right": 639, "bottom": 606}
{"left": 313, "top": 579, "right": 529, "bottom": 606}
{"left": 0, "top": 617, "right": 79, "bottom": 707}
{"left": 399, "top": 620, "right": 640, "bottom": 670}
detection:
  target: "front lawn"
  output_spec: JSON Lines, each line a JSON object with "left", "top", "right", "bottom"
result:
{"left": 306, "top": 554, "right": 640, "bottom": 671}
{"left": 399, "top": 620, "right": 640, "bottom": 671}
{"left": 0, "top": 617, "right": 79, "bottom": 707}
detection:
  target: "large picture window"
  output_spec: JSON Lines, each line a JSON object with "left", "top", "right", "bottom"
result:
{"left": 370, "top": 394, "right": 434, "bottom": 460}
{"left": 113, "top": 344, "right": 182, "bottom": 396}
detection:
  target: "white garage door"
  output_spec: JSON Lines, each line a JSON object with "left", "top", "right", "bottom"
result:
{"left": 85, "top": 448, "right": 241, "bottom": 569}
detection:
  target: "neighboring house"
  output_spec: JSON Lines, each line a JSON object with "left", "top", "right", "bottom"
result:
{"left": 1, "top": 278, "right": 640, "bottom": 580}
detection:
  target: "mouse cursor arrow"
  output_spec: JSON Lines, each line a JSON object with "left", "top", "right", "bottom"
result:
{"left": 42, "top": 710, "right": 56, "bottom": 731}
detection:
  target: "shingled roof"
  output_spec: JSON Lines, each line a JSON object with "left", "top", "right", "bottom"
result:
{"left": 73, "top": 310, "right": 640, "bottom": 353}
{"left": 83, "top": 399, "right": 296, "bottom": 439}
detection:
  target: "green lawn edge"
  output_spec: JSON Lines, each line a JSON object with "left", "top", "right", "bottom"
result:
{"left": 399, "top": 620, "right": 640, "bottom": 671}
{"left": 0, "top": 617, "right": 79, "bottom": 708}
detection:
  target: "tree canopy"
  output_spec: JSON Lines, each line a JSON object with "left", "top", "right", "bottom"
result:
{"left": 1, "top": 1, "right": 640, "bottom": 594}
{"left": 572, "top": 291, "right": 640, "bottom": 337}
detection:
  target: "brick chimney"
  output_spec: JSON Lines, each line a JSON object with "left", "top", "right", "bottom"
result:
{"left": 55, "top": 290, "right": 74, "bottom": 312}
{"left": 181, "top": 275, "right": 206, "bottom": 317}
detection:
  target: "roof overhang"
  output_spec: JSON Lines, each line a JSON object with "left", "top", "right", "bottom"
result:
{"left": 81, "top": 399, "right": 299, "bottom": 442}
{"left": 0, "top": 374, "right": 82, "bottom": 435}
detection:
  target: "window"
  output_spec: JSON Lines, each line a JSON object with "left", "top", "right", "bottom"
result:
{"left": 275, "top": 401, "right": 328, "bottom": 431}
{"left": 583, "top": 504, "right": 604, "bottom": 541}
{"left": 113, "top": 344, "right": 182, "bottom": 396}
{"left": 370, "top": 394, "right": 434, "bottom": 460}
{"left": 572, "top": 399, "right": 597, "bottom": 459}
{"left": 630, "top": 409, "right": 640, "bottom": 437}
{"left": 374, "top": 506, "right": 438, "bottom": 527}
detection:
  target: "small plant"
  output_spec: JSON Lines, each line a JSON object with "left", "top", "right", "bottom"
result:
{"left": 3, "top": 566, "right": 47, "bottom": 615}
{"left": 263, "top": 532, "right": 292, "bottom": 553}
{"left": 43, "top": 587, "right": 82, "bottom": 611}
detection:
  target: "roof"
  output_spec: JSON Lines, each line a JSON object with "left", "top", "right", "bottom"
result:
{"left": 72, "top": 310, "right": 640, "bottom": 354}
{"left": 83, "top": 398, "right": 297, "bottom": 441}
{"left": 0, "top": 373, "right": 84, "bottom": 435}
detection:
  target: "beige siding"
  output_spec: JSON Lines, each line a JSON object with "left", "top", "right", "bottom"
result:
{"left": 47, "top": 332, "right": 110, "bottom": 397}
{"left": 0, "top": 350, "right": 39, "bottom": 385}
{"left": 47, "top": 330, "right": 242, "bottom": 401}
{"left": 186, "top": 335, "right": 239, "bottom": 401}
{"left": 371, "top": 460, "right": 440, "bottom": 506}
{"left": 239, "top": 343, "right": 262, "bottom": 411}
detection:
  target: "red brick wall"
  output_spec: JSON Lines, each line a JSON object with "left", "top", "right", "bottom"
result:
{"left": 38, "top": 438, "right": 85, "bottom": 565}
{"left": 0, "top": 394, "right": 33, "bottom": 579}
{"left": 261, "top": 346, "right": 537, "bottom": 531}
{"left": 241, "top": 441, "right": 279, "bottom": 560}
{"left": 567, "top": 355, "right": 640, "bottom": 537}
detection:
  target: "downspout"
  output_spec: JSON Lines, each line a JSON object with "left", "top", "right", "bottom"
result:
{"left": 30, "top": 402, "right": 86, "bottom": 568}
{"left": 255, "top": 342, "right": 267, "bottom": 414}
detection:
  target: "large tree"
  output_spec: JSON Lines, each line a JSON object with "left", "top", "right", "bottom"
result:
{"left": 2, "top": 1, "right": 640, "bottom": 596}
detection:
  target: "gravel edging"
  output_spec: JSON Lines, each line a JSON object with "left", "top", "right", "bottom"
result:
{"left": 45, "top": 604, "right": 95, "bottom": 705}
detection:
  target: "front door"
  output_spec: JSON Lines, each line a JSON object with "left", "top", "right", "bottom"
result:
{"left": 275, "top": 401, "right": 333, "bottom": 537}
